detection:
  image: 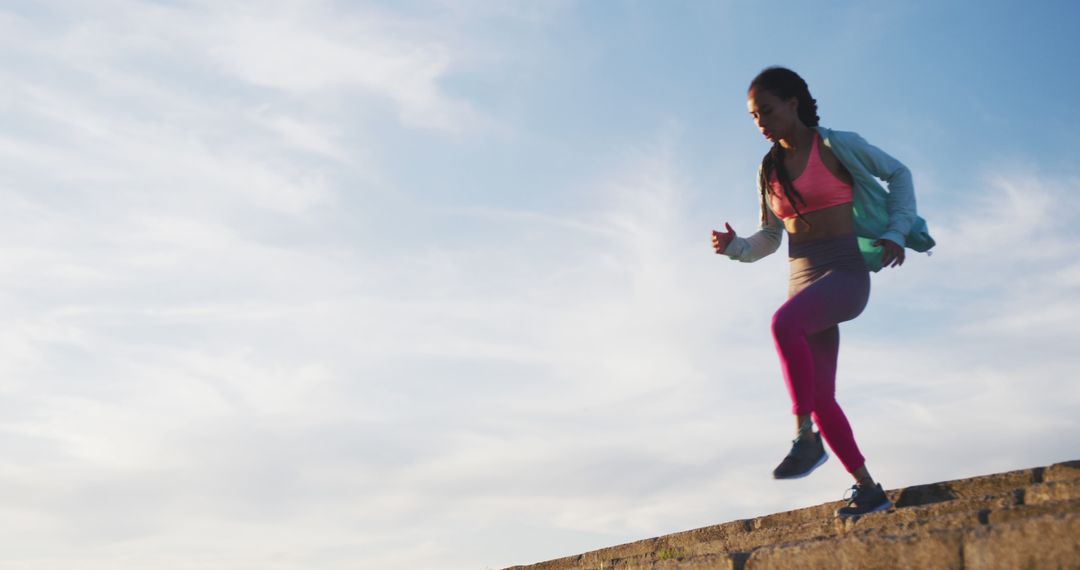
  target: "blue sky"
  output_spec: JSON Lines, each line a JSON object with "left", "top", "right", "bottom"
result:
{"left": 1, "top": 1, "right": 1079, "bottom": 569}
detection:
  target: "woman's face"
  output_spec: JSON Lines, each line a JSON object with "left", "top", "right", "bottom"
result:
{"left": 747, "top": 87, "right": 799, "bottom": 143}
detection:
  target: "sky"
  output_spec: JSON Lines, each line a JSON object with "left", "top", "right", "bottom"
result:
{"left": 1, "top": 0, "right": 1079, "bottom": 568}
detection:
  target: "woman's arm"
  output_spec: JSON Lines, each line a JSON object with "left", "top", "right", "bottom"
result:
{"left": 718, "top": 205, "right": 783, "bottom": 262}
{"left": 846, "top": 133, "right": 918, "bottom": 248}
{"left": 713, "top": 166, "right": 784, "bottom": 262}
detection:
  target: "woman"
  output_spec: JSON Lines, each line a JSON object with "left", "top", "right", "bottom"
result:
{"left": 710, "top": 67, "right": 934, "bottom": 517}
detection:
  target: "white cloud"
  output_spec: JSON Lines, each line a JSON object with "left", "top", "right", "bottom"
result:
{"left": 908, "top": 169, "right": 1080, "bottom": 339}
{"left": 190, "top": 1, "right": 488, "bottom": 132}
{"left": 2, "top": 112, "right": 777, "bottom": 567}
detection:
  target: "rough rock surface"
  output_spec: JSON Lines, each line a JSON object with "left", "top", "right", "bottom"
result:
{"left": 504, "top": 459, "right": 1080, "bottom": 570}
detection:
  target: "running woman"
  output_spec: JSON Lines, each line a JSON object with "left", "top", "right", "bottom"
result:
{"left": 711, "top": 67, "right": 935, "bottom": 517}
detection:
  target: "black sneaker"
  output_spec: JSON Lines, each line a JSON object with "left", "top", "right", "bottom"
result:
{"left": 835, "top": 482, "right": 893, "bottom": 517}
{"left": 772, "top": 432, "right": 828, "bottom": 479}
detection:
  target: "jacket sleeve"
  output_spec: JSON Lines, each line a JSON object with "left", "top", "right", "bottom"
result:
{"left": 722, "top": 169, "right": 784, "bottom": 262}
{"left": 847, "top": 132, "right": 917, "bottom": 247}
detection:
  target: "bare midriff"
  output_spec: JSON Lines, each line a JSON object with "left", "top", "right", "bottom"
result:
{"left": 785, "top": 203, "right": 855, "bottom": 244}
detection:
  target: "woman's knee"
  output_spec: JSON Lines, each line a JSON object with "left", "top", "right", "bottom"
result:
{"left": 771, "top": 306, "right": 803, "bottom": 340}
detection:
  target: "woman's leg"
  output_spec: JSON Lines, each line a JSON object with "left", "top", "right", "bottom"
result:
{"left": 771, "top": 269, "right": 868, "bottom": 418}
{"left": 807, "top": 326, "right": 866, "bottom": 475}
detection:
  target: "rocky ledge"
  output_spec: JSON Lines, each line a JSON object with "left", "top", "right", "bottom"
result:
{"left": 505, "top": 459, "right": 1080, "bottom": 569}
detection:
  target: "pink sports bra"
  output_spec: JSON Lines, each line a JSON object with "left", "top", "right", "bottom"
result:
{"left": 768, "top": 134, "right": 853, "bottom": 220}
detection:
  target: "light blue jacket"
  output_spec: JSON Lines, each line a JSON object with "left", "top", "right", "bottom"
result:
{"left": 722, "top": 126, "right": 935, "bottom": 272}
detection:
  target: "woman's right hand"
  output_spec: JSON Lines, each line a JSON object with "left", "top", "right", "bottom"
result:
{"left": 711, "top": 223, "right": 736, "bottom": 255}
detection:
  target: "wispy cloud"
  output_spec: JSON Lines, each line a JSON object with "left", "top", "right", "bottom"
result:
{"left": 200, "top": 2, "right": 484, "bottom": 131}
{"left": 832, "top": 166, "right": 1080, "bottom": 487}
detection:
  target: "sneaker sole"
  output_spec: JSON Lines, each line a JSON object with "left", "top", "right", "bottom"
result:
{"left": 835, "top": 499, "right": 893, "bottom": 518}
{"left": 773, "top": 451, "right": 829, "bottom": 480}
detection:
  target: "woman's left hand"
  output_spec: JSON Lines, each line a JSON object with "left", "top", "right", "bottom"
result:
{"left": 874, "top": 238, "right": 905, "bottom": 268}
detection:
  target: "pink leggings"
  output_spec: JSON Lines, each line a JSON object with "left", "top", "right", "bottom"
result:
{"left": 773, "top": 234, "right": 870, "bottom": 473}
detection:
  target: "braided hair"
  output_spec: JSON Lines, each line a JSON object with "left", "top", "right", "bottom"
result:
{"left": 749, "top": 67, "right": 820, "bottom": 226}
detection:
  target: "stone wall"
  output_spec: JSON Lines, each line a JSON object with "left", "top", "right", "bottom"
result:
{"left": 505, "top": 460, "right": 1080, "bottom": 569}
